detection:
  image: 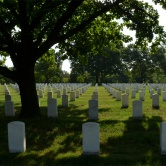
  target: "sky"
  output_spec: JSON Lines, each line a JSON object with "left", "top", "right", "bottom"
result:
{"left": 5, "top": 0, "right": 166, "bottom": 73}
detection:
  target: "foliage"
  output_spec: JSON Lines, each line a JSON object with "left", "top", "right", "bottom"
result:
{"left": 35, "top": 49, "right": 60, "bottom": 83}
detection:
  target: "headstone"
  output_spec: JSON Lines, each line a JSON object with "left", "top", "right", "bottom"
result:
{"left": 92, "top": 91, "right": 98, "bottom": 100}
{"left": 152, "top": 94, "right": 159, "bottom": 109}
{"left": 116, "top": 91, "right": 121, "bottom": 101}
{"left": 5, "top": 94, "right": 12, "bottom": 101}
{"left": 47, "top": 91, "right": 53, "bottom": 99}
{"left": 39, "top": 90, "right": 44, "bottom": 98}
{"left": 5, "top": 101, "right": 15, "bottom": 116}
{"left": 121, "top": 94, "right": 129, "bottom": 108}
{"left": 8, "top": 121, "right": 26, "bottom": 153}
{"left": 150, "top": 90, "right": 154, "bottom": 98}
{"left": 89, "top": 100, "right": 98, "bottom": 120}
{"left": 70, "top": 91, "right": 76, "bottom": 101}
{"left": 132, "top": 100, "right": 142, "bottom": 119}
{"left": 132, "top": 89, "right": 136, "bottom": 98}
{"left": 57, "top": 90, "right": 61, "bottom": 98}
{"left": 62, "top": 95, "right": 68, "bottom": 107}
{"left": 82, "top": 122, "right": 100, "bottom": 155}
{"left": 139, "top": 91, "right": 144, "bottom": 101}
{"left": 157, "top": 88, "right": 161, "bottom": 95}
{"left": 162, "top": 91, "right": 166, "bottom": 101}
{"left": 47, "top": 98, "right": 58, "bottom": 117}
{"left": 126, "top": 88, "right": 130, "bottom": 95}
{"left": 63, "top": 88, "right": 67, "bottom": 95}
{"left": 76, "top": 90, "right": 80, "bottom": 98}
{"left": 160, "top": 122, "right": 166, "bottom": 154}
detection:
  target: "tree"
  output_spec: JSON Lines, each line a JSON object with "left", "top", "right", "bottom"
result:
{"left": 121, "top": 44, "right": 156, "bottom": 83}
{"left": 0, "top": 0, "right": 165, "bottom": 118}
{"left": 35, "top": 49, "right": 59, "bottom": 83}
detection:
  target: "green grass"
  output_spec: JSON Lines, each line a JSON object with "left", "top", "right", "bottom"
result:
{"left": 1, "top": 84, "right": 166, "bottom": 165}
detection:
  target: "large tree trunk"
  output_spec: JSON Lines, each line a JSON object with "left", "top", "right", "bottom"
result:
{"left": 17, "top": 65, "right": 41, "bottom": 118}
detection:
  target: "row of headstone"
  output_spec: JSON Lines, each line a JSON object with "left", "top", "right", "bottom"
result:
{"left": 8, "top": 120, "right": 166, "bottom": 155}
{"left": 7, "top": 121, "right": 99, "bottom": 155}
{"left": 102, "top": 83, "right": 161, "bottom": 109}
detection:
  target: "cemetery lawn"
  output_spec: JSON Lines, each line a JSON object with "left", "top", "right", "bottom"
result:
{"left": 1, "top": 84, "right": 166, "bottom": 166}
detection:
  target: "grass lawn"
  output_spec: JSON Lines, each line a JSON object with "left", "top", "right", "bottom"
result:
{"left": 0, "top": 84, "right": 166, "bottom": 166}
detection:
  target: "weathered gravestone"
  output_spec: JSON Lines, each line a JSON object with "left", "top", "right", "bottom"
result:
{"left": 82, "top": 122, "right": 100, "bottom": 155}
{"left": 89, "top": 100, "right": 98, "bottom": 120}
{"left": 132, "top": 100, "right": 142, "bottom": 119}
{"left": 47, "top": 98, "right": 58, "bottom": 117}
{"left": 8, "top": 121, "right": 26, "bottom": 153}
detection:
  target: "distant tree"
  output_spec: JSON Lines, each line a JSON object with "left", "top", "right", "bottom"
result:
{"left": 35, "top": 49, "right": 59, "bottom": 83}
{"left": 121, "top": 45, "right": 156, "bottom": 83}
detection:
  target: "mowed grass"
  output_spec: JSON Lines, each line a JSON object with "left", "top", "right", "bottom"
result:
{"left": 0, "top": 84, "right": 166, "bottom": 165}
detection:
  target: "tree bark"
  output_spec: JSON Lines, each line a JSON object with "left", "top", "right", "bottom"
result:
{"left": 17, "top": 65, "right": 41, "bottom": 118}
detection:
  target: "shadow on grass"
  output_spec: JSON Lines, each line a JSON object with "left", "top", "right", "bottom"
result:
{"left": 1, "top": 107, "right": 166, "bottom": 165}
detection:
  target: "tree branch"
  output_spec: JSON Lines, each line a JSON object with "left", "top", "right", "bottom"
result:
{"left": 18, "top": 0, "right": 30, "bottom": 47}
{"left": 55, "top": 0, "right": 125, "bottom": 43}
{"left": 37, "top": 0, "right": 84, "bottom": 58}
{"left": 29, "top": 0, "right": 67, "bottom": 32}
{"left": 0, "top": 66, "right": 17, "bottom": 82}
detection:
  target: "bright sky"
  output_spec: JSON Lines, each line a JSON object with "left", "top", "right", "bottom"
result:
{"left": 5, "top": 0, "right": 166, "bottom": 74}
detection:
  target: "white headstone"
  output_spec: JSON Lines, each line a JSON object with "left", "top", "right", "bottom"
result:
{"left": 8, "top": 121, "right": 26, "bottom": 153}
{"left": 162, "top": 91, "right": 166, "bottom": 101}
{"left": 160, "top": 122, "right": 166, "bottom": 154}
{"left": 121, "top": 94, "right": 129, "bottom": 108}
{"left": 82, "top": 122, "right": 100, "bottom": 155}
{"left": 47, "top": 98, "right": 58, "bottom": 117}
{"left": 89, "top": 100, "right": 98, "bottom": 120}
{"left": 5, "top": 101, "right": 15, "bottom": 116}
{"left": 116, "top": 91, "right": 121, "bottom": 101}
{"left": 132, "top": 89, "right": 136, "bottom": 98}
{"left": 47, "top": 91, "right": 53, "bottom": 99}
{"left": 57, "top": 90, "right": 61, "bottom": 98}
{"left": 70, "top": 91, "right": 76, "bottom": 101}
{"left": 132, "top": 100, "right": 142, "bottom": 119}
{"left": 62, "top": 95, "right": 69, "bottom": 107}
{"left": 152, "top": 94, "right": 159, "bottom": 109}
{"left": 5, "top": 95, "right": 12, "bottom": 101}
